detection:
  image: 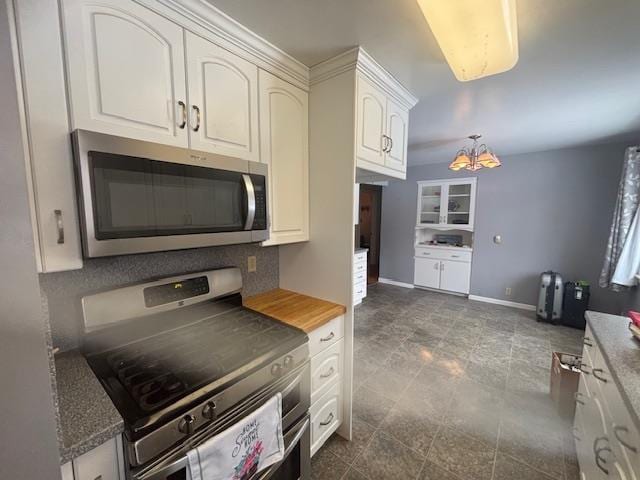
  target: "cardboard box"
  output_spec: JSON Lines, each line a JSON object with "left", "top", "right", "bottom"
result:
{"left": 550, "top": 352, "right": 581, "bottom": 419}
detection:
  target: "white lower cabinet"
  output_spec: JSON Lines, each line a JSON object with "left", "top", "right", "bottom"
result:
{"left": 309, "top": 316, "right": 344, "bottom": 457}
{"left": 61, "top": 437, "right": 124, "bottom": 480}
{"left": 353, "top": 250, "right": 368, "bottom": 305}
{"left": 414, "top": 247, "right": 472, "bottom": 294}
{"left": 310, "top": 380, "right": 342, "bottom": 457}
{"left": 575, "top": 326, "right": 639, "bottom": 480}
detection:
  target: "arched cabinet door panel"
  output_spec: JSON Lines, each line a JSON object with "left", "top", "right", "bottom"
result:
{"left": 62, "top": 0, "right": 188, "bottom": 146}
{"left": 385, "top": 98, "right": 408, "bottom": 172}
{"left": 355, "top": 76, "right": 386, "bottom": 166}
{"left": 186, "top": 32, "right": 259, "bottom": 160}
{"left": 259, "top": 69, "right": 309, "bottom": 245}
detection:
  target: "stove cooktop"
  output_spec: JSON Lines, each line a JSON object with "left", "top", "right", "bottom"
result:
{"left": 84, "top": 295, "right": 306, "bottom": 434}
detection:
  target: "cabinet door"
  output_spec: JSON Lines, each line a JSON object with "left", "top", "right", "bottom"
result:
{"left": 442, "top": 181, "right": 476, "bottom": 229}
{"left": 417, "top": 182, "right": 446, "bottom": 226}
{"left": 62, "top": 0, "right": 188, "bottom": 146}
{"left": 186, "top": 32, "right": 259, "bottom": 160}
{"left": 414, "top": 257, "right": 441, "bottom": 289}
{"left": 355, "top": 76, "right": 386, "bottom": 167}
{"left": 258, "top": 70, "right": 309, "bottom": 245}
{"left": 439, "top": 260, "right": 471, "bottom": 294}
{"left": 385, "top": 99, "right": 408, "bottom": 173}
{"left": 73, "top": 438, "right": 120, "bottom": 480}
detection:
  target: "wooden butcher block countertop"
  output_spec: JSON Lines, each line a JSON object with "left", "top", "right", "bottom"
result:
{"left": 244, "top": 288, "right": 346, "bottom": 333}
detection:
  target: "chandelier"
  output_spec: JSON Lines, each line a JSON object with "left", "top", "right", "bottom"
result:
{"left": 449, "top": 135, "right": 502, "bottom": 172}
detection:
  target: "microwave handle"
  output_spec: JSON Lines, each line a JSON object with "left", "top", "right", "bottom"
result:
{"left": 242, "top": 174, "right": 256, "bottom": 230}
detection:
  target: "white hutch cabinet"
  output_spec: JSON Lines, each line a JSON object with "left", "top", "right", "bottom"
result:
{"left": 414, "top": 178, "right": 477, "bottom": 295}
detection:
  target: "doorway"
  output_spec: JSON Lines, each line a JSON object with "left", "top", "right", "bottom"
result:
{"left": 358, "top": 184, "right": 382, "bottom": 285}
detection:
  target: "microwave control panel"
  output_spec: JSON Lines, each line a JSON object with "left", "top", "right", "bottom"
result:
{"left": 251, "top": 174, "right": 267, "bottom": 231}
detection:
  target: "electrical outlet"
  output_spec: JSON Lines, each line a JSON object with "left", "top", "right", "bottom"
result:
{"left": 247, "top": 256, "right": 257, "bottom": 273}
{"left": 505, "top": 287, "right": 512, "bottom": 297}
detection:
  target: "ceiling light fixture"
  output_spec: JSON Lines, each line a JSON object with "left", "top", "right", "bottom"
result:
{"left": 416, "top": 0, "right": 519, "bottom": 81}
{"left": 449, "top": 135, "right": 502, "bottom": 172}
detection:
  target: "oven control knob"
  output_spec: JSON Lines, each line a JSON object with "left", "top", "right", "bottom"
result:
{"left": 178, "top": 414, "right": 196, "bottom": 435}
{"left": 202, "top": 401, "right": 217, "bottom": 421}
{"left": 271, "top": 363, "right": 282, "bottom": 377}
{"left": 283, "top": 355, "right": 294, "bottom": 370}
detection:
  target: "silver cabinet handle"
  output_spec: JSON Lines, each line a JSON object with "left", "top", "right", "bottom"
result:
{"left": 581, "top": 363, "right": 591, "bottom": 375}
{"left": 440, "top": 262, "right": 444, "bottom": 271}
{"left": 388, "top": 136, "right": 393, "bottom": 152}
{"left": 593, "top": 436, "right": 611, "bottom": 475}
{"left": 192, "top": 105, "right": 201, "bottom": 132}
{"left": 592, "top": 368, "right": 607, "bottom": 383}
{"left": 320, "top": 413, "right": 334, "bottom": 427}
{"left": 451, "top": 255, "right": 460, "bottom": 258}
{"left": 422, "top": 252, "right": 431, "bottom": 255}
{"left": 54, "top": 209, "right": 64, "bottom": 244}
{"left": 433, "top": 262, "right": 439, "bottom": 270}
{"left": 320, "top": 367, "right": 335, "bottom": 379}
{"left": 381, "top": 135, "right": 389, "bottom": 153}
{"left": 614, "top": 425, "right": 638, "bottom": 453}
{"left": 583, "top": 337, "right": 593, "bottom": 347}
{"left": 178, "top": 101, "right": 186, "bottom": 129}
{"left": 320, "top": 332, "right": 335, "bottom": 342}
{"left": 574, "top": 392, "right": 585, "bottom": 405}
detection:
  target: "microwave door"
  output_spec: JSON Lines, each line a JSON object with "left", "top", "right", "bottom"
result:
{"left": 242, "top": 174, "right": 256, "bottom": 230}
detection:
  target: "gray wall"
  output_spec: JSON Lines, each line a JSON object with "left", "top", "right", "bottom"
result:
{"left": 380, "top": 141, "right": 631, "bottom": 314}
{"left": 0, "top": 2, "right": 63, "bottom": 477}
{"left": 41, "top": 244, "right": 279, "bottom": 351}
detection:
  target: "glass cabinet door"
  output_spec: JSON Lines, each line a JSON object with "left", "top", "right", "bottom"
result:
{"left": 419, "top": 184, "right": 444, "bottom": 225}
{"left": 444, "top": 182, "right": 472, "bottom": 226}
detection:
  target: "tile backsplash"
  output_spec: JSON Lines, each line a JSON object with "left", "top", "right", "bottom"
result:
{"left": 40, "top": 244, "right": 279, "bottom": 351}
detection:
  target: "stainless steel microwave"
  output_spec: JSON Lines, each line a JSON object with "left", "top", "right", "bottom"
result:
{"left": 72, "top": 130, "right": 268, "bottom": 258}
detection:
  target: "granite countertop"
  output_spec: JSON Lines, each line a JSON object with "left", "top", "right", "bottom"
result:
{"left": 244, "top": 288, "right": 346, "bottom": 333}
{"left": 586, "top": 310, "right": 640, "bottom": 429}
{"left": 54, "top": 350, "right": 123, "bottom": 464}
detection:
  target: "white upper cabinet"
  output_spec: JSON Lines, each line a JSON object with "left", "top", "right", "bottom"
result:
{"left": 385, "top": 98, "right": 409, "bottom": 172}
{"left": 417, "top": 178, "right": 477, "bottom": 231}
{"left": 185, "top": 33, "right": 259, "bottom": 160}
{"left": 356, "top": 76, "right": 386, "bottom": 167}
{"left": 354, "top": 70, "right": 415, "bottom": 180}
{"left": 259, "top": 69, "right": 309, "bottom": 245}
{"left": 62, "top": 0, "right": 188, "bottom": 146}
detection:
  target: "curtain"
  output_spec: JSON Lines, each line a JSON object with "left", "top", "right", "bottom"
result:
{"left": 599, "top": 146, "right": 640, "bottom": 290}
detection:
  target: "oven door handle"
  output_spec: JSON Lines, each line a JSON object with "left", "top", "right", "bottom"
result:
{"left": 251, "top": 416, "right": 310, "bottom": 480}
{"left": 243, "top": 174, "right": 256, "bottom": 230}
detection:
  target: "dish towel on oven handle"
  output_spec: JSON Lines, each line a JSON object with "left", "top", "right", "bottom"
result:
{"left": 187, "top": 393, "right": 284, "bottom": 480}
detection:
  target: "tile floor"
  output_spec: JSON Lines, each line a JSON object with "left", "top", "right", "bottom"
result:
{"left": 311, "top": 284, "right": 585, "bottom": 480}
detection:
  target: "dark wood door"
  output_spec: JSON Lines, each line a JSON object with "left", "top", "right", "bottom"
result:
{"left": 358, "top": 184, "right": 382, "bottom": 284}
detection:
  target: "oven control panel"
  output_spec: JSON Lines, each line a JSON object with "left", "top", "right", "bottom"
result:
{"left": 143, "top": 276, "right": 210, "bottom": 308}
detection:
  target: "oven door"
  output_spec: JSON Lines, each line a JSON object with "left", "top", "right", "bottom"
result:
{"left": 131, "top": 363, "right": 310, "bottom": 480}
{"left": 72, "top": 130, "right": 268, "bottom": 258}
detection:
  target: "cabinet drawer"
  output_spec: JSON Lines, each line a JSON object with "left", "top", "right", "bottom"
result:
{"left": 310, "top": 380, "right": 342, "bottom": 456}
{"left": 353, "top": 269, "right": 367, "bottom": 285}
{"left": 353, "top": 261, "right": 367, "bottom": 275}
{"left": 73, "top": 437, "right": 120, "bottom": 480}
{"left": 415, "top": 247, "right": 472, "bottom": 263}
{"left": 354, "top": 251, "right": 367, "bottom": 264}
{"left": 311, "top": 339, "right": 343, "bottom": 404}
{"left": 353, "top": 280, "right": 367, "bottom": 302}
{"left": 308, "top": 315, "right": 344, "bottom": 357}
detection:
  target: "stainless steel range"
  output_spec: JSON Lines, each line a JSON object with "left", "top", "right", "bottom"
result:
{"left": 81, "top": 268, "right": 310, "bottom": 480}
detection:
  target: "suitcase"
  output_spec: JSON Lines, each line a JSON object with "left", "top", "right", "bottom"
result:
{"left": 562, "top": 281, "right": 590, "bottom": 330}
{"left": 537, "top": 271, "right": 563, "bottom": 323}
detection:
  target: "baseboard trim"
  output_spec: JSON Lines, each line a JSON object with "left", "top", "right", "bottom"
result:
{"left": 468, "top": 295, "right": 536, "bottom": 311}
{"left": 378, "top": 277, "right": 414, "bottom": 289}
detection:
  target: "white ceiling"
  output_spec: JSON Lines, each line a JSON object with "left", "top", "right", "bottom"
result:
{"left": 208, "top": 0, "right": 640, "bottom": 165}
